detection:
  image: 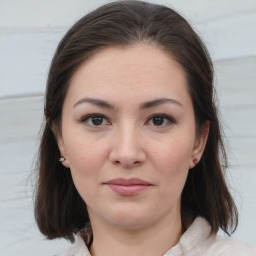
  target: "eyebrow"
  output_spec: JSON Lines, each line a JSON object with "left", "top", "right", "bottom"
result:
{"left": 73, "top": 97, "right": 115, "bottom": 109}
{"left": 73, "top": 97, "right": 182, "bottom": 109}
{"left": 140, "top": 98, "right": 183, "bottom": 109}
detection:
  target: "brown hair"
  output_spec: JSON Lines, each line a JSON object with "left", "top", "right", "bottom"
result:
{"left": 35, "top": 0, "right": 238, "bottom": 242}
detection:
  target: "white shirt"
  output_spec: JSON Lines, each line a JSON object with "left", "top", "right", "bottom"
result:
{"left": 55, "top": 217, "right": 256, "bottom": 256}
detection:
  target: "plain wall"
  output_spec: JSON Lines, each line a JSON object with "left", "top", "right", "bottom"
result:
{"left": 0, "top": 0, "right": 255, "bottom": 255}
{"left": 1, "top": 0, "right": 256, "bottom": 97}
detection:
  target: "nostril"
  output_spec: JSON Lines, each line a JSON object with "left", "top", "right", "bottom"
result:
{"left": 112, "top": 159, "right": 142, "bottom": 168}
{"left": 114, "top": 160, "right": 121, "bottom": 165}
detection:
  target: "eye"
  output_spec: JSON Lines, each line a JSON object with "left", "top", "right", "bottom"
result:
{"left": 81, "top": 114, "right": 110, "bottom": 127}
{"left": 146, "top": 114, "right": 175, "bottom": 127}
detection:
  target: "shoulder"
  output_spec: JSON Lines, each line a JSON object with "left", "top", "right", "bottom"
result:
{"left": 174, "top": 217, "right": 256, "bottom": 256}
{"left": 209, "top": 236, "right": 256, "bottom": 256}
{"left": 54, "top": 246, "right": 73, "bottom": 256}
{"left": 54, "top": 232, "right": 91, "bottom": 256}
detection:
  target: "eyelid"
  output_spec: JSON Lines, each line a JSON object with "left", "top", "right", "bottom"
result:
{"left": 146, "top": 113, "right": 176, "bottom": 126}
{"left": 79, "top": 113, "right": 175, "bottom": 127}
{"left": 80, "top": 113, "right": 111, "bottom": 126}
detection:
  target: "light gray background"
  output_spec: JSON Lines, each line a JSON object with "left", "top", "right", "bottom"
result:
{"left": 0, "top": 0, "right": 256, "bottom": 255}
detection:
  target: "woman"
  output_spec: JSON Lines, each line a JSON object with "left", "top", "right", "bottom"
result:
{"left": 34, "top": 1, "right": 256, "bottom": 255}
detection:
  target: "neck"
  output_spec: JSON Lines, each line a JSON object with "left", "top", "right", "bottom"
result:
{"left": 89, "top": 212, "right": 183, "bottom": 256}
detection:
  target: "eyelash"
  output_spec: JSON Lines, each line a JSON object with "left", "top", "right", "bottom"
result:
{"left": 80, "top": 113, "right": 111, "bottom": 127}
{"left": 80, "top": 113, "right": 176, "bottom": 128}
{"left": 145, "top": 114, "right": 176, "bottom": 127}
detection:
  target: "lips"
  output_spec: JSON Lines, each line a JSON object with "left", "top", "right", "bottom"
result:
{"left": 103, "top": 178, "right": 152, "bottom": 196}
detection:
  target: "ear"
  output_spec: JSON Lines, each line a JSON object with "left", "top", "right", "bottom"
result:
{"left": 189, "top": 121, "right": 210, "bottom": 168}
{"left": 52, "top": 125, "right": 70, "bottom": 168}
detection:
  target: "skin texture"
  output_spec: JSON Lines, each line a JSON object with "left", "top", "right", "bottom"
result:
{"left": 57, "top": 44, "right": 209, "bottom": 256}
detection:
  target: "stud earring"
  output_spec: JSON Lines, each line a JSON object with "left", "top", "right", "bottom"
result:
{"left": 59, "top": 156, "right": 65, "bottom": 162}
{"left": 193, "top": 159, "right": 198, "bottom": 165}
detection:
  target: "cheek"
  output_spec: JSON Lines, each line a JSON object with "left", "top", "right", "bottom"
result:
{"left": 157, "top": 150, "right": 189, "bottom": 204}
{"left": 159, "top": 150, "right": 189, "bottom": 188}
{"left": 64, "top": 134, "right": 109, "bottom": 178}
{"left": 65, "top": 138, "right": 109, "bottom": 202}
{"left": 153, "top": 137, "right": 194, "bottom": 173}
{"left": 151, "top": 137, "right": 193, "bottom": 194}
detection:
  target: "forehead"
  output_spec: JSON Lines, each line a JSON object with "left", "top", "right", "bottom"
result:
{"left": 67, "top": 44, "right": 191, "bottom": 106}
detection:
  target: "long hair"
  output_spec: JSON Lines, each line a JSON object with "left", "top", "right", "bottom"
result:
{"left": 35, "top": 0, "right": 238, "bottom": 242}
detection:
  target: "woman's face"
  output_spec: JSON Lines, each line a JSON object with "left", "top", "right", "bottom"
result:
{"left": 57, "top": 44, "right": 208, "bottom": 230}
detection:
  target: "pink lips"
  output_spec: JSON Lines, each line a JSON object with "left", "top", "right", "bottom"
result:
{"left": 103, "top": 178, "right": 152, "bottom": 196}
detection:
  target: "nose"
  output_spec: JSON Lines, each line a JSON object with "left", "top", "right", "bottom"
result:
{"left": 109, "top": 124, "right": 146, "bottom": 169}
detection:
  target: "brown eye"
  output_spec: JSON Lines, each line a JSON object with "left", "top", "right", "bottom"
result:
{"left": 152, "top": 116, "right": 165, "bottom": 126}
{"left": 146, "top": 114, "right": 175, "bottom": 127}
{"left": 81, "top": 114, "right": 110, "bottom": 127}
{"left": 91, "top": 116, "right": 104, "bottom": 126}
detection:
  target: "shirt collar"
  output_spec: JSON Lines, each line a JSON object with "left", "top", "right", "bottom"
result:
{"left": 73, "top": 217, "right": 213, "bottom": 256}
{"left": 164, "top": 217, "right": 214, "bottom": 255}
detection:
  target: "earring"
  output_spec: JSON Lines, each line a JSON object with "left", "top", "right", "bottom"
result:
{"left": 193, "top": 159, "right": 198, "bottom": 165}
{"left": 59, "top": 156, "right": 65, "bottom": 162}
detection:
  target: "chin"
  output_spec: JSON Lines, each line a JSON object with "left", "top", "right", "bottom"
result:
{"left": 105, "top": 208, "right": 159, "bottom": 230}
